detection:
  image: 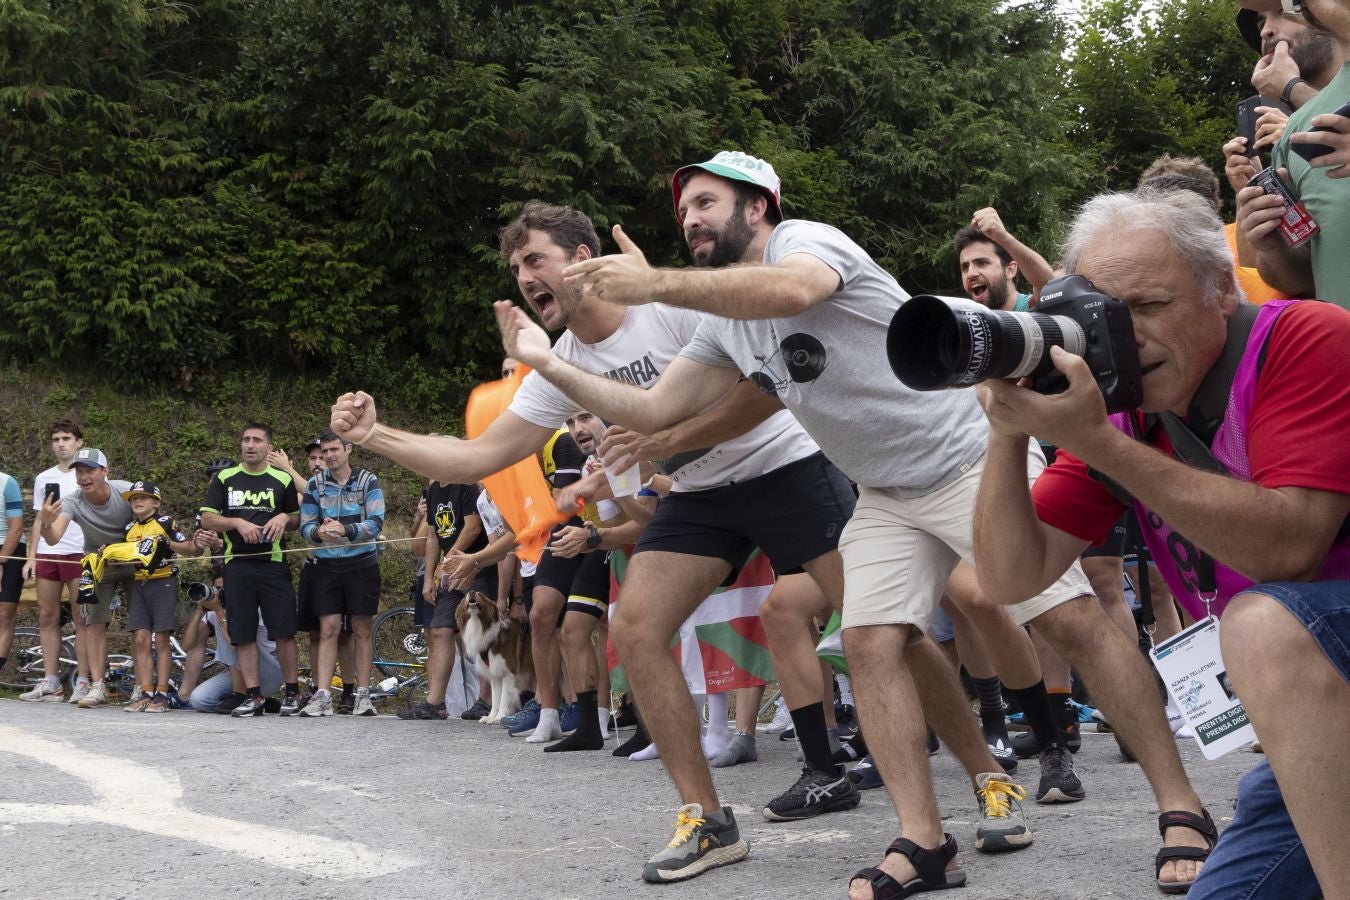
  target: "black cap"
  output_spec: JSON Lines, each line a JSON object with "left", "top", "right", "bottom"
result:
{"left": 1237, "top": 9, "right": 1263, "bottom": 53}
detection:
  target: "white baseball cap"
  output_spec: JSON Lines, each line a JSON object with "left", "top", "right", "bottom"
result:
{"left": 672, "top": 150, "right": 782, "bottom": 219}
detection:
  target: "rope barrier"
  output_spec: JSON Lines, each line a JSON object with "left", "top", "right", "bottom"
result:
{"left": 0, "top": 534, "right": 424, "bottom": 566}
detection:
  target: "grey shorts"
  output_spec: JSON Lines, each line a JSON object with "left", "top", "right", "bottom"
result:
{"left": 82, "top": 575, "right": 132, "bottom": 627}
{"left": 127, "top": 577, "right": 178, "bottom": 633}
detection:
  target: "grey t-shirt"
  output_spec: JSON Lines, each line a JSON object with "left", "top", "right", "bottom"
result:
{"left": 60, "top": 480, "right": 134, "bottom": 550}
{"left": 680, "top": 219, "right": 988, "bottom": 493}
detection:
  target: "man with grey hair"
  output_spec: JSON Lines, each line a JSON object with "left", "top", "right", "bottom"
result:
{"left": 975, "top": 185, "right": 1350, "bottom": 897}
{"left": 499, "top": 151, "right": 1214, "bottom": 895}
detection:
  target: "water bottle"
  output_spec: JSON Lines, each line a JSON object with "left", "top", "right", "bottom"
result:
{"left": 376, "top": 676, "right": 399, "bottom": 694}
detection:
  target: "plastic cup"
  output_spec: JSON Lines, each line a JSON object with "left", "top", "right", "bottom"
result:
{"left": 604, "top": 462, "right": 642, "bottom": 498}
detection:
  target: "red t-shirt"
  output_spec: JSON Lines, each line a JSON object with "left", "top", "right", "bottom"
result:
{"left": 1034, "top": 301, "right": 1350, "bottom": 542}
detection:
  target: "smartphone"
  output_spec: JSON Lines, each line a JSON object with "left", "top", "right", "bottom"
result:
{"left": 43, "top": 482, "right": 60, "bottom": 504}
{"left": 1291, "top": 99, "right": 1350, "bottom": 163}
{"left": 1236, "top": 95, "right": 1285, "bottom": 157}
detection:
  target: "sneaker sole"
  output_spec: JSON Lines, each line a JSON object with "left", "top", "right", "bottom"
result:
{"left": 77, "top": 700, "right": 107, "bottom": 708}
{"left": 22, "top": 695, "right": 65, "bottom": 702}
{"left": 641, "top": 839, "right": 750, "bottom": 883}
{"left": 1036, "top": 786, "right": 1086, "bottom": 804}
{"left": 298, "top": 709, "right": 333, "bottom": 717}
{"left": 762, "top": 790, "right": 861, "bottom": 822}
{"left": 976, "top": 829, "right": 1034, "bottom": 852}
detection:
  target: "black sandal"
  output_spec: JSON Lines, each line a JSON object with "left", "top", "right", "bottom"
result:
{"left": 849, "top": 833, "right": 966, "bottom": 899}
{"left": 1154, "top": 808, "right": 1218, "bottom": 895}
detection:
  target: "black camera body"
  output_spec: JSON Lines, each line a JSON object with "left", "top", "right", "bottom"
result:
{"left": 886, "top": 274, "right": 1143, "bottom": 413}
{"left": 1029, "top": 276, "right": 1143, "bottom": 412}
{"left": 187, "top": 581, "right": 222, "bottom": 605}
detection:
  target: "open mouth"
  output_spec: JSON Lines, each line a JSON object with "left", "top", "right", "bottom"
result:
{"left": 968, "top": 283, "right": 989, "bottom": 303}
{"left": 531, "top": 291, "right": 557, "bottom": 320}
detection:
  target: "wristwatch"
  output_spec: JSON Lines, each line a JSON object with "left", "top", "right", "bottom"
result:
{"left": 585, "top": 523, "right": 602, "bottom": 549}
{"left": 1281, "top": 0, "right": 1305, "bottom": 13}
{"left": 1281, "top": 76, "right": 1306, "bottom": 107}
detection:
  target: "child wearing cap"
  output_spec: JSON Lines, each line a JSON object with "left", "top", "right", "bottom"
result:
{"left": 121, "top": 481, "right": 200, "bottom": 712}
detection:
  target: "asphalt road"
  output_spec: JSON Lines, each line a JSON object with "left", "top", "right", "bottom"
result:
{"left": 0, "top": 700, "right": 1257, "bottom": 899}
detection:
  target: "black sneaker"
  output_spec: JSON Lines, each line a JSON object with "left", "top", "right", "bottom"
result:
{"left": 986, "top": 733, "right": 1019, "bottom": 774}
{"left": 1012, "top": 723, "right": 1081, "bottom": 759}
{"left": 460, "top": 698, "right": 491, "bottom": 721}
{"left": 262, "top": 696, "right": 282, "bottom": 714}
{"left": 336, "top": 692, "right": 355, "bottom": 715}
{"left": 763, "top": 766, "right": 861, "bottom": 821}
{"left": 396, "top": 700, "right": 448, "bottom": 720}
{"left": 1035, "top": 743, "right": 1086, "bottom": 803}
{"left": 215, "top": 692, "right": 247, "bottom": 714}
{"left": 230, "top": 695, "right": 267, "bottom": 717}
{"left": 279, "top": 691, "right": 304, "bottom": 717}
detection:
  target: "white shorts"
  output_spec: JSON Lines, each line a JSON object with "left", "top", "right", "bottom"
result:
{"left": 839, "top": 441, "right": 1092, "bottom": 635}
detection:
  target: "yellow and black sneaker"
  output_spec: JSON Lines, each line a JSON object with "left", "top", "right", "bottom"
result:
{"left": 641, "top": 804, "right": 749, "bottom": 883}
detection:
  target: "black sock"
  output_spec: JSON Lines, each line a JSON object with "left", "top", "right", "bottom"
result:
{"left": 545, "top": 691, "right": 603, "bottom": 752}
{"left": 614, "top": 720, "right": 650, "bottom": 756}
{"left": 285, "top": 682, "right": 299, "bottom": 695}
{"left": 1048, "top": 689, "right": 1076, "bottom": 732}
{"left": 247, "top": 685, "right": 262, "bottom": 700}
{"left": 342, "top": 682, "right": 355, "bottom": 698}
{"left": 833, "top": 729, "right": 869, "bottom": 763}
{"left": 972, "top": 676, "right": 1008, "bottom": 737}
{"left": 1007, "top": 681, "right": 1063, "bottom": 751}
{"left": 790, "top": 703, "right": 837, "bottom": 774}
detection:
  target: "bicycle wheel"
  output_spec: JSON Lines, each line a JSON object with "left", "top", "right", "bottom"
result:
{"left": 0, "top": 627, "right": 64, "bottom": 692}
{"left": 371, "top": 606, "right": 425, "bottom": 678}
{"left": 69, "top": 653, "right": 136, "bottom": 697}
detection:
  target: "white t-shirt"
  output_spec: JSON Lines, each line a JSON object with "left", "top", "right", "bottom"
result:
{"left": 476, "top": 490, "right": 536, "bottom": 578}
{"left": 680, "top": 220, "right": 989, "bottom": 494}
{"left": 508, "top": 304, "right": 819, "bottom": 492}
{"left": 205, "top": 610, "right": 275, "bottom": 665}
{"left": 32, "top": 465, "right": 84, "bottom": 555}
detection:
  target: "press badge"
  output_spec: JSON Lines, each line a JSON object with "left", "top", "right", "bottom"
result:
{"left": 1149, "top": 616, "right": 1255, "bottom": 760}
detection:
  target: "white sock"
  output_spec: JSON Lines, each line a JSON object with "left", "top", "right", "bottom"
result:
{"left": 48, "top": 676, "right": 63, "bottom": 690}
{"left": 835, "top": 674, "right": 854, "bottom": 707}
{"left": 702, "top": 692, "right": 732, "bottom": 758}
{"left": 597, "top": 708, "right": 611, "bottom": 739}
{"left": 526, "top": 708, "right": 562, "bottom": 743}
{"left": 629, "top": 741, "right": 661, "bottom": 761}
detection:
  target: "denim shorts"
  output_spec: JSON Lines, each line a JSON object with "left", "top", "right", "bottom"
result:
{"left": 1245, "top": 580, "right": 1350, "bottom": 682}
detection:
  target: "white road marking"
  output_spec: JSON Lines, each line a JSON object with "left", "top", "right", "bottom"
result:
{"left": 0, "top": 725, "right": 420, "bottom": 880}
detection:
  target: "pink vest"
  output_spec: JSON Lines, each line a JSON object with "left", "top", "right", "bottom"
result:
{"left": 1109, "top": 300, "right": 1350, "bottom": 619}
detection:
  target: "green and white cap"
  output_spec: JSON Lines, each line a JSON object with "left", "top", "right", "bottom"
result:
{"left": 672, "top": 150, "right": 781, "bottom": 218}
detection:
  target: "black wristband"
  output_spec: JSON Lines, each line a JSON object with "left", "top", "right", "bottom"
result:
{"left": 1281, "top": 76, "right": 1306, "bottom": 107}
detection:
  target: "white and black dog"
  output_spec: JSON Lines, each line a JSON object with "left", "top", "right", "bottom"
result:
{"left": 455, "top": 591, "right": 533, "bottom": 724}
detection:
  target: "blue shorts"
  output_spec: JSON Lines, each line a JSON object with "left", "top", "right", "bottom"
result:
{"left": 1245, "top": 580, "right": 1350, "bottom": 682}
{"left": 928, "top": 605, "right": 955, "bottom": 644}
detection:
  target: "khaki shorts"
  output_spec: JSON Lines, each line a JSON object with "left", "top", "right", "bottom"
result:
{"left": 839, "top": 441, "right": 1092, "bottom": 634}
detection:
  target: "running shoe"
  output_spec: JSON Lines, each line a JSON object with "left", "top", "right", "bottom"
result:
{"left": 279, "top": 691, "right": 304, "bottom": 717}
{"left": 507, "top": 702, "right": 543, "bottom": 736}
{"left": 502, "top": 698, "right": 540, "bottom": 730}
{"left": 559, "top": 701, "right": 579, "bottom": 735}
{"left": 759, "top": 697, "right": 792, "bottom": 734}
{"left": 124, "top": 694, "right": 152, "bottom": 713}
{"left": 974, "top": 772, "right": 1033, "bottom": 852}
{"left": 986, "top": 733, "right": 1019, "bottom": 774}
{"left": 21, "top": 680, "right": 65, "bottom": 702}
{"left": 848, "top": 755, "right": 885, "bottom": 791}
{"left": 230, "top": 695, "right": 267, "bottom": 717}
{"left": 763, "top": 766, "right": 861, "bottom": 821}
{"left": 396, "top": 700, "right": 448, "bottom": 720}
{"left": 1035, "top": 743, "right": 1085, "bottom": 803}
{"left": 460, "top": 698, "right": 491, "bottom": 721}
{"left": 216, "top": 692, "right": 246, "bottom": 714}
{"left": 77, "top": 682, "right": 108, "bottom": 708}
{"left": 298, "top": 692, "right": 333, "bottom": 717}
{"left": 144, "top": 693, "right": 169, "bottom": 713}
{"left": 641, "top": 804, "right": 749, "bottom": 883}
{"left": 352, "top": 690, "right": 376, "bottom": 717}
{"left": 1012, "top": 723, "right": 1081, "bottom": 758}
{"left": 166, "top": 690, "right": 187, "bottom": 710}
{"left": 336, "top": 692, "right": 356, "bottom": 715}
{"left": 65, "top": 681, "right": 88, "bottom": 704}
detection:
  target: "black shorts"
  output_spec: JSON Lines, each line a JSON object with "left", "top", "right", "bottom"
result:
{"left": 0, "top": 543, "right": 26, "bottom": 603}
{"left": 415, "top": 568, "right": 498, "bottom": 630}
{"left": 311, "top": 558, "right": 381, "bottom": 618}
{"left": 223, "top": 562, "right": 297, "bottom": 645}
{"left": 634, "top": 451, "right": 855, "bottom": 577}
{"left": 1083, "top": 512, "right": 1129, "bottom": 559}
{"left": 295, "top": 560, "right": 320, "bottom": 632}
{"left": 563, "top": 552, "right": 611, "bottom": 620}
{"left": 532, "top": 519, "right": 585, "bottom": 597}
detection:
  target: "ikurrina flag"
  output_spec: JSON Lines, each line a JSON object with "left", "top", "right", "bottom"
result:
{"left": 464, "top": 365, "right": 569, "bottom": 565}
{"left": 607, "top": 548, "right": 775, "bottom": 695}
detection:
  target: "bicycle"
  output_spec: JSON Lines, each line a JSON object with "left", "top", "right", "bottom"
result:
{"left": 0, "top": 626, "right": 219, "bottom": 699}
{"left": 370, "top": 605, "right": 428, "bottom": 705}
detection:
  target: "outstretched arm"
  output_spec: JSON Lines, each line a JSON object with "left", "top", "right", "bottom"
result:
{"left": 331, "top": 392, "right": 554, "bottom": 486}
{"left": 971, "top": 207, "right": 1055, "bottom": 297}
{"left": 495, "top": 300, "right": 742, "bottom": 435}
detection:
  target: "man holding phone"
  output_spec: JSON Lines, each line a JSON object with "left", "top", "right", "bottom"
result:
{"left": 1237, "top": 0, "right": 1350, "bottom": 307}
{"left": 19, "top": 420, "right": 89, "bottom": 703}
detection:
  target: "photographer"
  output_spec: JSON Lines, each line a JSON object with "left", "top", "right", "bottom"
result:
{"left": 974, "top": 186, "right": 1350, "bottom": 897}
{"left": 181, "top": 573, "right": 284, "bottom": 713}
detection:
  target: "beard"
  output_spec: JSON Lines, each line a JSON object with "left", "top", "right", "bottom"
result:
{"left": 984, "top": 278, "right": 1013, "bottom": 311}
{"left": 688, "top": 206, "right": 755, "bottom": 269}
